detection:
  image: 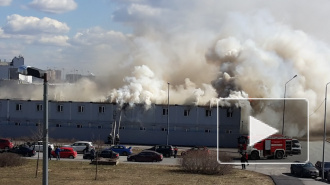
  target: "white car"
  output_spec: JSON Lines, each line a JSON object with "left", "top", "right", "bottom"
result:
{"left": 64, "top": 141, "right": 94, "bottom": 154}
{"left": 29, "top": 141, "right": 54, "bottom": 152}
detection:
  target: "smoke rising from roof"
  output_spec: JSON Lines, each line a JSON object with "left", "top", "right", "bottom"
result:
{"left": 3, "top": 0, "right": 330, "bottom": 137}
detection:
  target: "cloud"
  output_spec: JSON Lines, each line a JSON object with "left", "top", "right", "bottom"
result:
{"left": 3, "top": 14, "right": 69, "bottom": 35}
{"left": 28, "top": 0, "right": 77, "bottom": 14}
{"left": 0, "top": 0, "right": 12, "bottom": 6}
{"left": 38, "top": 35, "right": 69, "bottom": 46}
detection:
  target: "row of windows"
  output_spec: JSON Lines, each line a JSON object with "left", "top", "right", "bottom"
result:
{"left": 12, "top": 122, "right": 233, "bottom": 133}
{"left": 13, "top": 104, "right": 233, "bottom": 117}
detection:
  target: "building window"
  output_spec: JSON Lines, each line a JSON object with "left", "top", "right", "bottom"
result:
{"left": 15, "top": 122, "right": 21, "bottom": 126}
{"left": 98, "top": 125, "right": 102, "bottom": 129}
{"left": 161, "top": 128, "right": 167, "bottom": 131}
{"left": 205, "top": 109, "right": 212, "bottom": 117}
{"left": 76, "top": 124, "right": 83, "bottom": 128}
{"left": 78, "top": 105, "right": 84, "bottom": 113}
{"left": 226, "top": 130, "right": 232, "bottom": 134}
{"left": 119, "top": 126, "right": 125, "bottom": 130}
{"left": 57, "top": 105, "right": 63, "bottom": 112}
{"left": 162, "top": 108, "right": 168, "bottom": 115}
{"left": 205, "top": 129, "right": 211, "bottom": 133}
{"left": 36, "top": 123, "right": 40, "bottom": 126}
{"left": 185, "top": 128, "right": 189, "bottom": 132}
{"left": 99, "top": 106, "right": 105, "bottom": 113}
{"left": 184, "top": 109, "right": 190, "bottom": 116}
{"left": 227, "top": 108, "right": 233, "bottom": 117}
{"left": 37, "top": 104, "right": 43, "bottom": 111}
{"left": 140, "top": 127, "right": 146, "bottom": 130}
{"left": 16, "top": 104, "right": 22, "bottom": 111}
{"left": 56, "top": 124, "right": 62, "bottom": 127}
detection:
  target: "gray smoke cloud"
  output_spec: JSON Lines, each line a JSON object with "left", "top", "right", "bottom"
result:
{"left": 3, "top": 0, "right": 330, "bottom": 137}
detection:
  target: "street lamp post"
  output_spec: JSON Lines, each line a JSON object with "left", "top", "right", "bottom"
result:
{"left": 322, "top": 82, "right": 330, "bottom": 180}
{"left": 166, "top": 82, "right": 170, "bottom": 145}
{"left": 282, "top": 75, "right": 297, "bottom": 135}
{"left": 18, "top": 66, "right": 49, "bottom": 185}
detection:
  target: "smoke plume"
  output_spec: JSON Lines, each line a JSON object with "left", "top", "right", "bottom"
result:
{"left": 3, "top": 0, "right": 330, "bottom": 137}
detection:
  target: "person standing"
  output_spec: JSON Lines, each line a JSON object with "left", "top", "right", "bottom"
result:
{"left": 55, "top": 147, "right": 61, "bottom": 161}
{"left": 48, "top": 145, "right": 52, "bottom": 160}
{"left": 174, "top": 147, "right": 178, "bottom": 158}
{"left": 90, "top": 148, "right": 95, "bottom": 162}
{"left": 244, "top": 152, "right": 249, "bottom": 166}
{"left": 241, "top": 155, "right": 246, "bottom": 169}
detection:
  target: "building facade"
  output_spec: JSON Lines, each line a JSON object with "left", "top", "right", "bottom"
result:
{"left": 0, "top": 99, "right": 241, "bottom": 147}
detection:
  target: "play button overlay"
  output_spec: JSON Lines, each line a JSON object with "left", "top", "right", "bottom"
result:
{"left": 217, "top": 98, "right": 309, "bottom": 165}
{"left": 249, "top": 116, "right": 278, "bottom": 147}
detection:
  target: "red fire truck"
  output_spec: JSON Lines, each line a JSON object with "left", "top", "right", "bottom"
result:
{"left": 237, "top": 134, "right": 299, "bottom": 160}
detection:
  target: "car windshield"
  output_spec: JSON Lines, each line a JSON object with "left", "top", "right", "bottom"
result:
{"left": 325, "top": 163, "right": 330, "bottom": 168}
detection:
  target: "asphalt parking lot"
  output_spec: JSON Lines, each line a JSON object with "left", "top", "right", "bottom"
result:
{"left": 27, "top": 141, "right": 330, "bottom": 185}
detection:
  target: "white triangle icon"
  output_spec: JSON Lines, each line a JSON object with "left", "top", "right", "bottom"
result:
{"left": 249, "top": 116, "right": 278, "bottom": 146}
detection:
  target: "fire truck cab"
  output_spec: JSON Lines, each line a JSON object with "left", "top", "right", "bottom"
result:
{"left": 238, "top": 134, "right": 296, "bottom": 160}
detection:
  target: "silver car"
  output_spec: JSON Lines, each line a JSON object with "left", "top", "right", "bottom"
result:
{"left": 29, "top": 141, "right": 54, "bottom": 152}
{"left": 64, "top": 141, "right": 93, "bottom": 154}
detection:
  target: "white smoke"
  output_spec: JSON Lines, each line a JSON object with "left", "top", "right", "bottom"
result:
{"left": 3, "top": 0, "right": 330, "bottom": 137}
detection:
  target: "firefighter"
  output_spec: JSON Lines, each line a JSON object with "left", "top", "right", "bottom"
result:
{"left": 107, "top": 134, "right": 113, "bottom": 145}
{"left": 115, "top": 134, "right": 120, "bottom": 145}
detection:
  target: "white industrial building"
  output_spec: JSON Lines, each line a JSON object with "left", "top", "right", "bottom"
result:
{"left": 0, "top": 99, "right": 241, "bottom": 147}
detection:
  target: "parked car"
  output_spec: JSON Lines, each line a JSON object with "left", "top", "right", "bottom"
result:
{"left": 63, "top": 141, "right": 94, "bottom": 154}
{"left": 28, "top": 141, "right": 54, "bottom": 152}
{"left": 290, "top": 162, "right": 318, "bottom": 178}
{"left": 109, "top": 145, "right": 132, "bottom": 156}
{"left": 51, "top": 147, "right": 77, "bottom": 159}
{"left": 146, "top": 145, "right": 173, "bottom": 157}
{"left": 9, "top": 145, "right": 36, "bottom": 157}
{"left": 181, "top": 146, "right": 210, "bottom": 156}
{"left": 127, "top": 150, "right": 163, "bottom": 162}
{"left": 0, "top": 138, "right": 14, "bottom": 152}
{"left": 315, "top": 161, "right": 330, "bottom": 178}
{"left": 83, "top": 149, "right": 119, "bottom": 160}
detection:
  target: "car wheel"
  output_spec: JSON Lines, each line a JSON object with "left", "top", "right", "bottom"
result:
{"left": 250, "top": 151, "right": 259, "bottom": 160}
{"left": 122, "top": 152, "right": 127, "bottom": 156}
{"left": 131, "top": 158, "right": 136, "bottom": 162}
{"left": 69, "top": 155, "right": 74, "bottom": 159}
{"left": 165, "top": 153, "right": 170, "bottom": 158}
{"left": 275, "top": 151, "right": 284, "bottom": 159}
{"left": 153, "top": 159, "right": 157, "bottom": 162}
{"left": 51, "top": 155, "right": 54, "bottom": 158}
{"left": 4, "top": 147, "right": 9, "bottom": 150}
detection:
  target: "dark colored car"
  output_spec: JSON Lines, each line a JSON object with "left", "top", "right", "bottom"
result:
{"left": 290, "top": 162, "right": 318, "bottom": 178}
{"left": 127, "top": 150, "right": 163, "bottom": 162}
{"left": 109, "top": 145, "right": 132, "bottom": 156}
{"left": 315, "top": 161, "right": 330, "bottom": 178}
{"left": 181, "top": 146, "right": 210, "bottom": 156}
{"left": 51, "top": 147, "right": 77, "bottom": 159}
{"left": 83, "top": 149, "right": 119, "bottom": 159}
{"left": 9, "top": 145, "right": 36, "bottom": 157}
{"left": 0, "top": 138, "right": 14, "bottom": 151}
{"left": 147, "top": 145, "right": 173, "bottom": 157}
